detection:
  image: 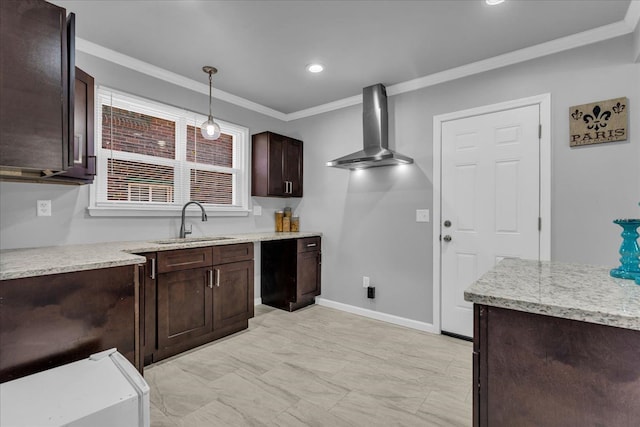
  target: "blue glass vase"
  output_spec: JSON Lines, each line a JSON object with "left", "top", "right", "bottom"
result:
{"left": 610, "top": 219, "right": 640, "bottom": 281}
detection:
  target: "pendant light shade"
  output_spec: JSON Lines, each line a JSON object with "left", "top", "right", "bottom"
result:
{"left": 201, "top": 66, "right": 220, "bottom": 140}
{"left": 201, "top": 118, "right": 220, "bottom": 140}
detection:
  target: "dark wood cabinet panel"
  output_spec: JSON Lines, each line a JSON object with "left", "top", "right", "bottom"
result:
{"left": 473, "top": 304, "right": 640, "bottom": 427}
{"left": 297, "top": 250, "right": 321, "bottom": 301}
{"left": 158, "top": 247, "right": 213, "bottom": 273}
{"left": 0, "top": 0, "right": 73, "bottom": 172}
{"left": 213, "top": 260, "right": 254, "bottom": 330}
{"left": 261, "top": 237, "right": 321, "bottom": 312}
{"left": 157, "top": 267, "right": 213, "bottom": 350}
{"left": 0, "top": 265, "right": 141, "bottom": 383}
{"left": 213, "top": 243, "right": 253, "bottom": 265}
{"left": 57, "top": 67, "right": 96, "bottom": 182}
{"left": 252, "top": 131, "right": 303, "bottom": 198}
{"left": 267, "top": 133, "right": 285, "bottom": 196}
{"left": 284, "top": 138, "right": 303, "bottom": 197}
{"left": 142, "top": 243, "right": 254, "bottom": 364}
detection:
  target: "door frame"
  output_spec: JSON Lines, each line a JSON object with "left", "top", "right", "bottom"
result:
{"left": 432, "top": 94, "right": 552, "bottom": 334}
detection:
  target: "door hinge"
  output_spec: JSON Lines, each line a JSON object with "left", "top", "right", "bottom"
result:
{"left": 538, "top": 217, "right": 542, "bottom": 231}
{"left": 538, "top": 124, "right": 542, "bottom": 139}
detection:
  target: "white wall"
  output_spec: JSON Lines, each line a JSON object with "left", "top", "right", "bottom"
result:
{"left": 287, "top": 34, "right": 640, "bottom": 325}
{"left": 634, "top": 18, "right": 640, "bottom": 62}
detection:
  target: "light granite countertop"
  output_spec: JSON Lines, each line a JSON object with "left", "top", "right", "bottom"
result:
{"left": 464, "top": 258, "right": 640, "bottom": 331}
{"left": 0, "top": 232, "right": 321, "bottom": 281}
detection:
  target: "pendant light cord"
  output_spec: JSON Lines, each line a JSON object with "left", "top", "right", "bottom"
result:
{"left": 208, "top": 71, "right": 213, "bottom": 119}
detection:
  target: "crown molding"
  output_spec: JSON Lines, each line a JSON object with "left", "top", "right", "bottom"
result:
{"left": 285, "top": 94, "right": 362, "bottom": 121}
{"left": 294, "top": 20, "right": 633, "bottom": 121}
{"left": 77, "top": 13, "right": 635, "bottom": 123}
{"left": 387, "top": 21, "right": 631, "bottom": 99}
{"left": 75, "top": 38, "right": 288, "bottom": 121}
{"left": 625, "top": 0, "right": 640, "bottom": 30}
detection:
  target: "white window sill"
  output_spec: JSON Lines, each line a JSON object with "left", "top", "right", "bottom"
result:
{"left": 87, "top": 206, "right": 250, "bottom": 217}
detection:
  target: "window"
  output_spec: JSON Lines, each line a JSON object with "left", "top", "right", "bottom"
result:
{"left": 89, "top": 88, "right": 249, "bottom": 216}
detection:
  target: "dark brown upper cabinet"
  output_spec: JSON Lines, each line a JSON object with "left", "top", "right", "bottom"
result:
{"left": 252, "top": 131, "right": 303, "bottom": 197}
{"left": 0, "top": 0, "right": 79, "bottom": 180}
{"left": 57, "top": 67, "right": 96, "bottom": 183}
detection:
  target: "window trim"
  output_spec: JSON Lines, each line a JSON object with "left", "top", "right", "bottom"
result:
{"left": 88, "top": 87, "right": 250, "bottom": 217}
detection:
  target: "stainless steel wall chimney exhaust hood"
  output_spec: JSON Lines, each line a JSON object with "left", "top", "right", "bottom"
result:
{"left": 326, "top": 83, "right": 413, "bottom": 170}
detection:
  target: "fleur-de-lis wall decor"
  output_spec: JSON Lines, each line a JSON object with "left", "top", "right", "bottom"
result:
{"left": 571, "top": 109, "right": 583, "bottom": 120}
{"left": 569, "top": 97, "right": 628, "bottom": 147}
{"left": 612, "top": 102, "right": 625, "bottom": 114}
{"left": 583, "top": 105, "right": 611, "bottom": 131}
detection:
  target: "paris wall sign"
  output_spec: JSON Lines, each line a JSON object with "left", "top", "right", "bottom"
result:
{"left": 569, "top": 97, "right": 628, "bottom": 147}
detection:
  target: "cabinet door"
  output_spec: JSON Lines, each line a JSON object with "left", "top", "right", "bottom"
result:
{"left": 0, "top": 265, "right": 138, "bottom": 382}
{"left": 0, "top": 0, "right": 71, "bottom": 171}
{"left": 157, "top": 267, "right": 212, "bottom": 349}
{"left": 284, "top": 138, "right": 303, "bottom": 197}
{"left": 267, "top": 133, "right": 286, "bottom": 196}
{"left": 297, "top": 250, "right": 321, "bottom": 301}
{"left": 60, "top": 67, "right": 95, "bottom": 182}
{"left": 213, "top": 260, "right": 254, "bottom": 330}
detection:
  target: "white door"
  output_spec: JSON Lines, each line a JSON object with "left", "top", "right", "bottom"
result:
{"left": 440, "top": 105, "right": 540, "bottom": 338}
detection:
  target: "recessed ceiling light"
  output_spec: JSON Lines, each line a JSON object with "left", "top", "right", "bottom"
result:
{"left": 486, "top": 0, "right": 505, "bottom": 5}
{"left": 306, "top": 63, "right": 324, "bottom": 73}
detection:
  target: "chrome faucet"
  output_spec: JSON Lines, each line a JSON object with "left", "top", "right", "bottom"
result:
{"left": 180, "top": 201, "right": 208, "bottom": 238}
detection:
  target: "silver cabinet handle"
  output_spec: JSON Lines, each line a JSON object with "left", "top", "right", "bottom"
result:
{"left": 215, "top": 268, "right": 221, "bottom": 287}
{"left": 208, "top": 269, "right": 213, "bottom": 288}
{"left": 150, "top": 258, "right": 156, "bottom": 279}
{"left": 307, "top": 243, "right": 317, "bottom": 247}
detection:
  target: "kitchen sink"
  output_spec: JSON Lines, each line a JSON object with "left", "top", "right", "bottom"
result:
{"left": 151, "top": 236, "right": 234, "bottom": 245}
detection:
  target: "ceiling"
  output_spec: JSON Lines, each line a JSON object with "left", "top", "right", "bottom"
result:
{"left": 53, "top": 0, "right": 633, "bottom": 115}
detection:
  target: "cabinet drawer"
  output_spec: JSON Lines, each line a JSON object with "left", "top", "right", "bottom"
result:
{"left": 158, "top": 247, "right": 213, "bottom": 273}
{"left": 213, "top": 243, "right": 254, "bottom": 264}
{"left": 297, "top": 237, "right": 320, "bottom": 253}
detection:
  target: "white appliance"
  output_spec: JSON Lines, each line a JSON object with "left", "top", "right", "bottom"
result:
{"left": 0, "top": 348, "right": 150, "bottom": 427}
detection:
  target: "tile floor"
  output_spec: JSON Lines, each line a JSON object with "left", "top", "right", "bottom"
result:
{"left": 146, "top": 305, "right": 472, "bottom": 426}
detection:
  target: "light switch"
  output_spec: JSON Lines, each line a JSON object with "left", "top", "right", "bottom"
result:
{"left": 253, "top": 205, "right": 262, "bottom": 216}
{"left": 416, "top": 209, "right": 429, "bottom": 222}
{"left": 37, "top": 200, "right": 52, "bottom": 217}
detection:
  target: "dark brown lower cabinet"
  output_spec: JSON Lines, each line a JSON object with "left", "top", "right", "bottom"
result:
{"left": 214, "top": 260, "right": 254, "bottom": 330}
{"left": 0, "top": 264, "right": 142, "bottom": 383}
{"left": 158, "top": 267, "right": 213, "bottom": 350}
{"left": 141, "top": 243, "right": 254, "bottom": 363}
{"left": 261, "top": 237, "right": 321, "bottom": 311}
{"left": 473, "top": 304, "right": 640, "bottom": 427}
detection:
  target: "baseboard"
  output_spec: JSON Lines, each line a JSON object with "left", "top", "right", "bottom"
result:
{"left": 315, "top": 297, "right": 439, "bottom": 334}
{"left": 254, "top": 297, "right": 262, "bottom": 306}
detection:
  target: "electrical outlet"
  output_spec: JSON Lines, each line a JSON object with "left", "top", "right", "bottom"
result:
{"left": 253, "top": 205, "right": 262, "bottom": 216}
{"left": 367, "top": 286, "right": 376, "bottom": 299}
{"left": 37, "top": 200, "right": 51, "bottom": 217}
{"left": 363, "top": 276, "right": 370, "bottom": 288}
{"left": 416, "top": 209, "right": 430, "bottom": 222}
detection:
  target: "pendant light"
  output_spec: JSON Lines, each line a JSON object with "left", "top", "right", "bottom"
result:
{"left": 201, "top": 66, "right": 220, "bottom": 140}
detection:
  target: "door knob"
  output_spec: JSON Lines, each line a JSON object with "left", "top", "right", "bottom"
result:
{"left": 444, "top": 220, "right": 451, "bottom": 227}
{"left": 443, "top": 235, "right": 452, "bottom": 242}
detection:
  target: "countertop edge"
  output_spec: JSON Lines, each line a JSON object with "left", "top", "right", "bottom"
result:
{"left": 464, "top": 291, "right": 640, "bottom": 332}
{"left": 0, "top": 232, "right": 323, "bottom": 280}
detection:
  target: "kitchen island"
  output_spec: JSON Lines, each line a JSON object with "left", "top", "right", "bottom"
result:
{"left": 464, "top": 258, "right": 640, "bottom": 427}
